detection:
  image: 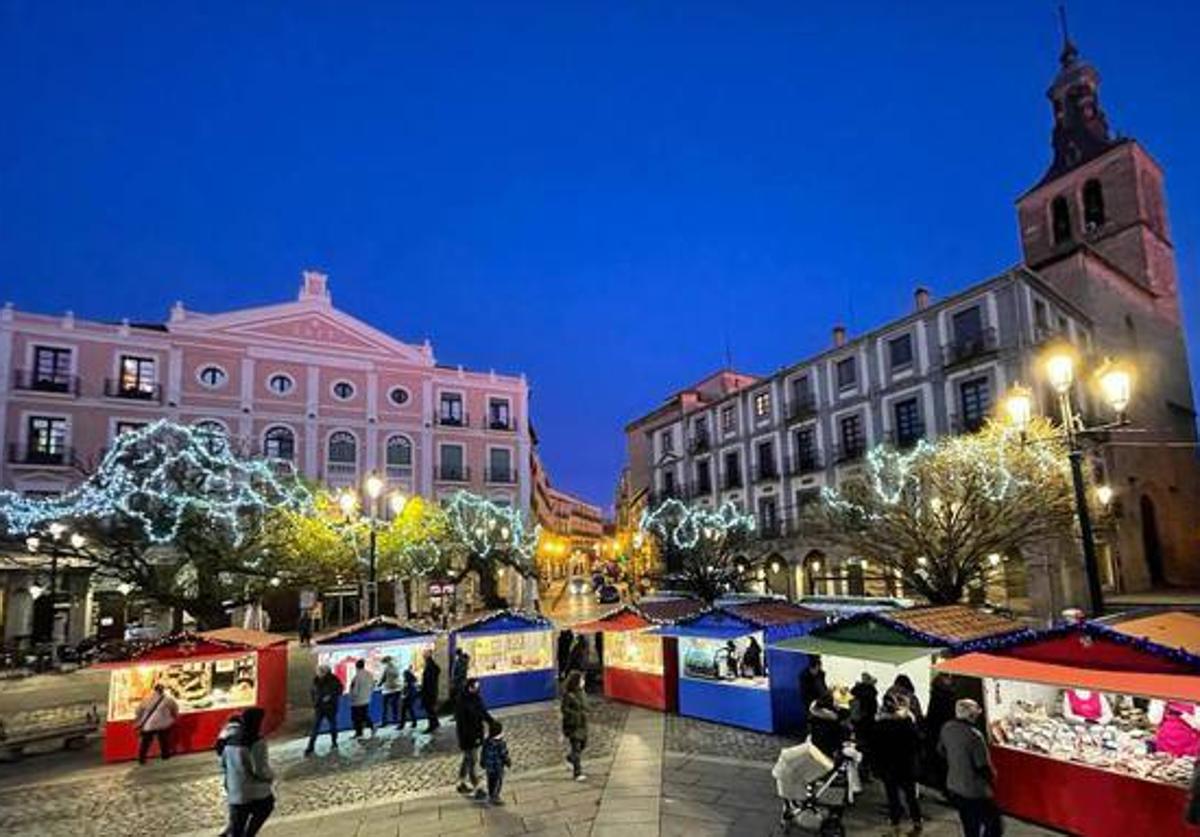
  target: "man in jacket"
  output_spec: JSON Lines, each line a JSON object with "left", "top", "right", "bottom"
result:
{"left": 421, "top": 648, "right": 442, "bottom": 733}
{"left": 134, "top": 683, "right": 180, "bottom": 764}
{"left": 304, "top": 664, "right": 343, "bottom": 756}
{"left": 378, "top": 656, "right": 402, "bottom": 727}
{"left": 938, "top": 699, "right": 1003, "bottom": 837}
{"left": 561, "top": 670, "right": 588, "bottom": 781}
{"left": 220, "top": 707, "right": 276, "bottom": 837}
{"left": 348, "top": 658, "right": 377, "bottom": 740}
{"left": 455, "top": 678, "right": 493, "bottom": 799}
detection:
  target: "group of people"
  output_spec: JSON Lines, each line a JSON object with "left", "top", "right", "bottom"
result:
{"left": 802, "top": 659, "right": 1003, "bottom": 837}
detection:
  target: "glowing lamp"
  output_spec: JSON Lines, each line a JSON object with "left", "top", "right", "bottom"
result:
{"left": 988, "top": 553, "right": 1002, "bottom": 567}
{"left": 1003, "top": 384, "right": 1034, "bottom": 432}
{"left": 70, "top": 533, "right": 86, "bottom": 550}
{"left": 364, "top": 473, "right": 384, "bottom": 500}
{"left": 810, "top": 561, "right": 821, "bottom": 573}
{"left": 28, "top": 584, "right": 45, "bottom": 600}
{"left": 1044, "top": 347, "right": 1077, "bottom": 395}
{"left": 1097, "top": 361, "right": 1133, "bottom": 415}
{"left": 1096, "top": 484, "right": 1114, "bottom": 507}
{"left": 48, "top": 521, "right": 66, "bottom": 539}
{"left": 117, "top": 582, "right": 134, "bottom": 596}
{"left": 770, "top": 560, "right": 782, "bottom": 574}
{"left": 389, "top": 492, "right": 407, "bottom": 516}
{"left": 25, "top": 536, "right": 40, "bottom": 553}
{"left": 338, "top": 491, "right": 357, "bottom": 516}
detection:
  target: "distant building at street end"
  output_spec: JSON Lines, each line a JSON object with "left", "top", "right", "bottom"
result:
{"left": 620, "top": 31, "right": 1199, "bottom": 617}
{"left": 0, "top": 270, "right": 534, "bottom": 644}
{"left": 531, "top": 450, "right": 604, "bottom": 580}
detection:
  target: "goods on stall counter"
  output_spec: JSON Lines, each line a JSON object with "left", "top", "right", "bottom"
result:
{"left": 991, "top": 699, "right": 1194, "bottom": 786}
{"left": 108, "top": 653, "right": 259, "bottom": 721}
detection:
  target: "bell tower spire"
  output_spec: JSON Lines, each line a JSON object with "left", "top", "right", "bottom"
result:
{"left": 1043, "top": 5, "right": 1115, "bottom": 180}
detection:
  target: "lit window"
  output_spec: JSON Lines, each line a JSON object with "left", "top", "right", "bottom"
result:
{"left": 754, "top": 391, "right": 771, "bottom": 418}
{"left": 263, "top": 426, "right": 295, "bottom": 460}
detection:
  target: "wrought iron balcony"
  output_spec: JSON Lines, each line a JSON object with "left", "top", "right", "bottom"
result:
{"left": 754, "top": 463, "right": 780, "bottom": 483}
{"left": 721, "top": 473, "right": 744, "bottom": 491}
{"left": 434, "top": 465, "right": 471, "bottom": 482}
{"left": 786, "top": 393, "right": 818, "bottom": 423}
{"left": 687, "top": 432, "right": 711, "bottom": 454}
{"left": 485, "top": 467, "right": 517, "bottom": 484}
{"left": 941, "top": 327, "right": 999, "bottom": 368}
{"left": 832, "top": 443, "right": 866, "bottom": 465}
{"left": 788, "top": 452, "right": 824, "bottom": 475}
{"left": 7, "top": 443, "right": 75, "bottom": 467}
{"left": 104, "top": 379, "right": 162, "bottom": 403}
{"left": 11, "top": 369, "right": 80, "bottom": 396}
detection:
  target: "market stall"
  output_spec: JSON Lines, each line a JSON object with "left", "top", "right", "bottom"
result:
{"left": 573, "top": 598, "right": 706, "bottom": 711}
{"left": 449, "top": 610, "right": 555, "bottom": 708}
{"left": 313, "top": 617, "right": 438, "bottom": 730}
{"left": 776, "top": 605, "right": 1024, "bottom": 710}
{"left": 101, "top": 629, "right": 288, "bottom": 762}
{"left": 938, "top": 621, "right": 1200, "bottom": 837}
{"left": 652, "top": 600, "right": 824, "bottom": 733}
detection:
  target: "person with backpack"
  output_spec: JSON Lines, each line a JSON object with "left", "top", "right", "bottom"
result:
{"left": 220, "top": 706, "right": 275, "bottom": 837}
{"left": 304, "top": 664, "right": 343, "bottom": 756}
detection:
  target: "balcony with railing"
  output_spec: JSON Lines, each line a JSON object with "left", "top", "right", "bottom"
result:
{"left": 485, "top": 467, "right": 517, "bottom": 484}
{"left": 687, "top": 431, "right": 711, "bottom": 454}
{"left": 11, "top": 369, "right": 80, "bottom": 396}
{"left": 787, "top": 451, "right": 824, "bottom": 476}
{"left": 324, "top": 460, "right": 358, "bottom": 484}
{"left": 488, "top": 416, "right": 515, "bottom": 431}
{"left": 941, "top": 327, "right": 999, "bottom": 369}
{"left": 754, "top": 462, "right": 780, "bottom": 483}
{"left": 786, "top": 393, "right": 818, "bottom": 423}
{"left": 385, "top": 464, "right": 414, "bottom": 481}
{"left": 437, "top": 413, "right": 469, "bottom": 428}
{"left": 104, "top": 378, "right": 163, "bottom": 403}
{"left": 721, "top": 472, "right": 744, "bottom": 491}
{"left": 8, "top": 443, "right": 75, "bottom": 467}
{"left": 435, "top": 465, "right": 471, "bottom": 482}
{"left": 832, "top": 442, "right": 866, "bottom": 465}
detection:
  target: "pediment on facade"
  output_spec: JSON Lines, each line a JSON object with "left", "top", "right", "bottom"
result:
{"left": 170, "top": 302, "right": 432, "bottom": 365}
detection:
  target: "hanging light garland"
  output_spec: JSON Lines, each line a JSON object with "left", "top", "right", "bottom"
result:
{"left": 443, "top": 490, "right": 538, "bottom": 570}
{"left": 639, "top": 498, "right": 755, "bottom": 550}
{"left": 0, "top": 420, "right": 310, "bottom": 545}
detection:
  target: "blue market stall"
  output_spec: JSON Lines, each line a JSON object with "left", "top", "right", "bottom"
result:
{"left": 449, "top": 610, "right": 556, "bottom": 708}
{"left": 314, "top": 616, "right": 438, "bottom": 730}
{"left": 652, "top": 601, "right": 825, "bottom": 734}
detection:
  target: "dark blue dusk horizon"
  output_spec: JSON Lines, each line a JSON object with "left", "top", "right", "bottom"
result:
{"left": 3, "top": 2, "right": 1198, "bottom": 511}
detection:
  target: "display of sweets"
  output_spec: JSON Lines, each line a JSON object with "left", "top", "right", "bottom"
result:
{"left": 991, "top": 700, "right": 1193, "bottom": 787}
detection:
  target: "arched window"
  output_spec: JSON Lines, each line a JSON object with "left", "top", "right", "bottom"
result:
{"left": 263, "top": 426, "right": 295, "bottom": 461}
{"left": 1051, "top": 195, "right": 1073, "bottom": 244}
{"left": 1083, "top": 179, "right": 1106, "bottom": 230}
{"left": 193, "top": 420, "right": 228, "bottom": 454}
{"left": 386, "top": 435, "right": 412, "bottom": 468}
{"left": 328, "top": 431, "right": 357, "bottom": 464}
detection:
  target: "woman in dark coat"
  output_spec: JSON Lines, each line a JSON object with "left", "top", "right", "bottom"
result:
{"left": 923, "top": 671, "right": 957, "bottom": 790}
{"left": 873, "top": 692, "right": 923, "bottom": 835}
{"left": 807, "top": 692, "right": 848, "bottom": 758}
{"left": 454, "top": 678, "right": 493, "bottom": 799}
{"left": 420, "top": 648, "right": 441, "bottom": 733}
{"left": 561, "top": 670, "right": 589, "bottom": 780}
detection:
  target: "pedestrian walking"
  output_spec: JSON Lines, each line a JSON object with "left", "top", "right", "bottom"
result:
{"left": 214, "top": 713, "right": 244, "bottom": 837}
{"left": 874, "top": 692, "right": 923, "bottom": 836}
{"left": 923, "top": 672, "right": 957, "bottom": 790}
{"left": 348, "top": 659, "right": 377, "bottom": 740}
{"left": 400, "top": 662, "right": 420, "bottom": 730}
{"left": 134, "top": 683, "right": 179, "bottom": 763}
{"left": 455, "top": 678, "right": 493, "bottom": 799}
{"left": 566, "top": 634, "right": 587, "bottom": 677}
{"left": 305, "top": 664, "right": 343, "bottom": 756}
{"left": 297, "top": 610, "right": 313, "bottom": 646}
{"left": 561, "top": 670, "right": 588, "bottom": 781}
{"left": 378, "top": 656, "right": 402, "bottom": 726}
{"left": 886, "top": 674, "right": 924, "bottom": 724}
{"left": 557, "top": 628, "right": 574, "bottom": 679}
{"left": 849, "top": 671, "right": 878, "bottom": 779}
{"left": 938, "top": 699, "right": 1003, "bottom": 837}
{"left": 422, "top": 648, "right": 442, "bottom": 733}
{"left": 481, "top": 719, "right": 512, "bottom": 805}
{"left": 220, "top": 707, "right": 276, "bottom": 837}
{"left": 450, "top": 648, "right": 470, "bottom": 708}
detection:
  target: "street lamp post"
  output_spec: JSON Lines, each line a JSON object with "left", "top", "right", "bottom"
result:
{"left": 24, "top": 524, "right": 86, "bottom": 666}
{"left": 339, "top": 473, "right": 405, "bottom": 620}
{"left": 1004, "top": 346, "right": 1133, "bottom": 617}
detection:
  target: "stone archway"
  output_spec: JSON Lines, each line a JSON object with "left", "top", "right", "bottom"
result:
{"left": 802, "top": 550, "right": 825, "bottom": 596}
{"left": 1141, "top": 494, "right": 1166, "bottom": 586}
{"left": 764, "top": 553, "right": 789, "bottom": 598}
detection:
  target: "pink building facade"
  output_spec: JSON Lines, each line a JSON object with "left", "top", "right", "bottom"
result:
{"left": 0, "top": 271, "right": 532, "bottom": 513}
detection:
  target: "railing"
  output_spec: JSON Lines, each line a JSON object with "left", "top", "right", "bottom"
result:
{"left": 786, "top": 393, "right": 818, "bottom": 423}
{"left": 385, "top": 464, "right": 413, "bottom": 481}
{"left": 434, "top": 465, "right": 471, "bottom": 482}
{"left": 11, "top": 370, "right": 80, "bottom": 396}
{"left": 104, "top": 379, "right": 162, "bottom": 403}
{"left": 437, "top": 413, "right": 469, "bottom": 428}
{"left": 690, "top": 480, "right": 714, "bottom": 498}
{"left": 788, "top": 452, "right": 824, "bottom": 475}
{"left": 941, "top": 327, "right": 999, "bottom": 368}
{"left": 687, "top": 432, "right": 711, "bottom": 454}
{"left": 485, "top": 468, "right": 517, "bottom": 484}
{"left": 324, "top": 461, "right": 358, "bottom": 481}
{"left": 721, "top": 473, "right": 744, "bottom": 491}
{"left": 754, "top": 463, "right": 780, "bottom": 483}
{"left": 488, "top": 418, "right": 515, "bottom": 431}
{"left": 832, "top": 443, "right": 865, "bottom": 464}
{"left": 7, "top": 444, "right": 75, "bottom": 467}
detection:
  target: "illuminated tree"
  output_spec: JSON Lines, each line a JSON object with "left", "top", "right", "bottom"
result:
{"left": 807, "top": 419, "right": 1078, "bottom": 604}
{"left": 639, "top": 499, "right": 757, "bottom": 603}
{"left": 0, "top": 421, "right": 311, "bottom": 628}
{"left": 440, "top": 491, "right": 538, "bottom": 608}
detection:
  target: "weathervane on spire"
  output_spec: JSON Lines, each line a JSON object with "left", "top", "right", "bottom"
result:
{"left": 1057, "top": 4, "right": 1078, "bottom": 66}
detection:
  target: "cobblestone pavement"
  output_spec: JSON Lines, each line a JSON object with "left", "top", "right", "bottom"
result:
{"left": 0, "top": 700, "right": 629, "bottom": 837}
{"left": 665, "top": 713, "right": 800, "bottom": 764}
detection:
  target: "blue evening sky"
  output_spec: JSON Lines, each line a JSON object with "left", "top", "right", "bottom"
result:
{"left": 2, "top": 2, "right": 1198, "bottom": 510}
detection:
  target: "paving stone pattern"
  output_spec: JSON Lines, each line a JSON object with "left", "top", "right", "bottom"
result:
{"left": 664, "top": 713, "right": 800, "bottom": 764}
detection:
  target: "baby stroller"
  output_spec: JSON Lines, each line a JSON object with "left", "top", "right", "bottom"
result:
{"left": 771, "top": 740, "right": 862, "bottom": 837}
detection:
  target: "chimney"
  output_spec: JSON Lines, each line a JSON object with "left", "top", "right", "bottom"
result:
{"left": 914, "top": 286, "right": 931, "bottom": 311}
{"left": 299, "top": 269, "right": 331, "bottom": 303}
{"left": 832, "top": 324, "right": 846, "bottom": 348}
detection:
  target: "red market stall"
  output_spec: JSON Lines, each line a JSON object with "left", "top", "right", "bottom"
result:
{"left": 938, "top": 621, "right": 1200, "bottom": 837}
{"left": 101, "top": 629, "right": 289, "bottom": 763}
{"left": 574, "top": 598, "right": 706, "bottom": 711}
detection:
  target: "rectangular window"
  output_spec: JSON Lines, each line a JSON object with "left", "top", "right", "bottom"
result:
{"left": 952, "top": 306, "right": 983, "bottom": 345}
{"left": 839, "top": 414, "right": 864, "bottom": 460}
{"left": 660, "top": 430, "right": 674, "bottom": 454}
{"left": 119, "top": 355, "right": 156, "bottom": 397}
{"left": 794, "top": 426, "right": 817, "bottom": 472}
{"left": 488, "top": 399, "right": 511, "bottom": 430}
{"left": 721, "top": 405, "right": 736, "bottom": 434}
{"left": 836, "top": 357, "right": 857, "bottom": 391}
{"left": 723, "top": 450, "right": 742, "bottom": 489}
{"left": 758, "top": 496, "right": 778, "bottom": 536}
{"left": 488, "top": 448, "right": 513, "bottom": 482}
{"left": 959, "top": 377, "right": 991, "bottom": 432}
{"left": 696, "top": 460, "right": 712, "bottom": 494}
{"left": 439, "top": 393, "right": 464, "bottom": 425}
{"left": 33, "top": 346, "right": 72, "bottom": 392}
{"left": 795, "top": 488, "right": 820, "bottom": 509}
{"left": 888, "top": 334, "right": 914, "bottom": 371}
{"left": 438, "top": 444, "right": 465, "bottom": 480}
{"left": 27, "top": 416, "right": 67, "bottom": 462}
{"left": 1034, "top": 299, "right": 1049, "bottom": 330}
{"left": 756, "top": 439, "right": 776, "bottom": 480}
{"left": 693, "top": 415, "right": 707, "bottom": 437}
{"left": 662, "top": 469, "right": 677, "bottom": 496}
{"left": 893, "top": 398, "right": 922, "bottom": 448}
{"left": 753, "top": 390, "right": 771, "bottom": 419}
